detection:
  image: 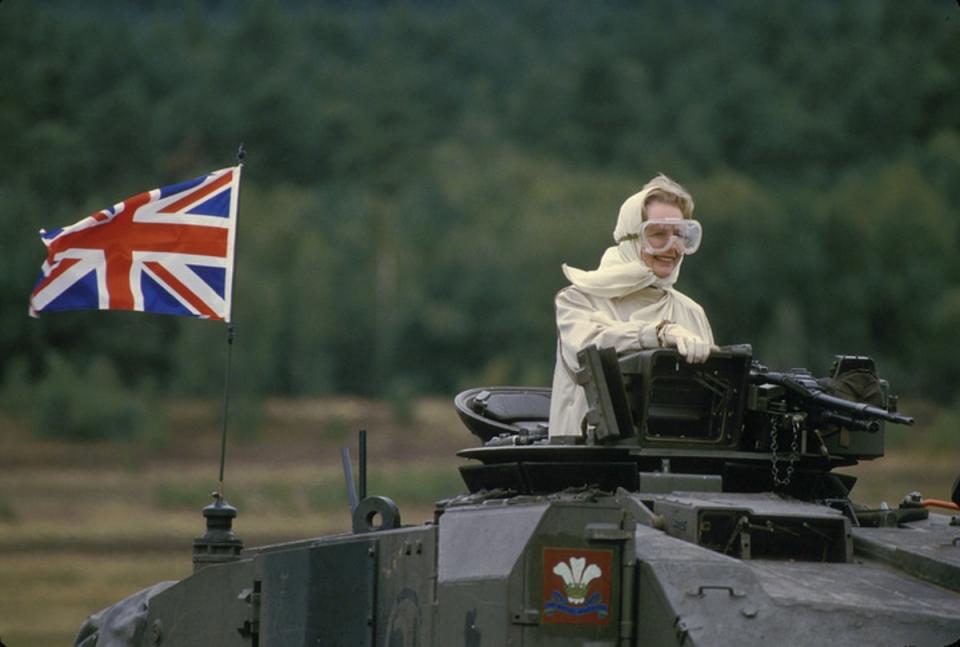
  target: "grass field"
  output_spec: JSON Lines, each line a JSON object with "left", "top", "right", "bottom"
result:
{"left": 0, "top": 397, "right": 957, "bottom": 647}
{"left": 0, "top": 397, "right": 468, "bottom": 647}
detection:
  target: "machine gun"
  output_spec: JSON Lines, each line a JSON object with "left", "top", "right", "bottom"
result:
{"left": 749, "top": 364, "right": 914, "bottom": 433}
{"left": 742, "top": 355, "right": 913, "bottom": 466}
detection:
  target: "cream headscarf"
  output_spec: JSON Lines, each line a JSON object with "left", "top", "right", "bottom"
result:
{"left": 561, "top": 185, "right": 683, "bottom": 298}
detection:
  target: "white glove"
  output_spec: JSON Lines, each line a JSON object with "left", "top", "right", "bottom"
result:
{"left": 661, "top": 323, "right": 712, "bottom": 364}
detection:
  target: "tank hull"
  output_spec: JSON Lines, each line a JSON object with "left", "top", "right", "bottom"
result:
{"left": 114, "top": 491, "right": 960, "bottom": 647}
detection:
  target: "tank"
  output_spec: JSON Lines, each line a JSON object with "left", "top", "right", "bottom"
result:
{"left": 75, "top": 345, "right": 960, "bottom": 647}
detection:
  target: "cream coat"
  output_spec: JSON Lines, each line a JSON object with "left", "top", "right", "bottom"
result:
{"left": 547, "top": 284, "right": 713, "bottom": 437}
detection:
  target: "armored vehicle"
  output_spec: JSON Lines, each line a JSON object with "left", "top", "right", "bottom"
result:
{"left": 76, "top": 346, "right": 960, "bottom": 647}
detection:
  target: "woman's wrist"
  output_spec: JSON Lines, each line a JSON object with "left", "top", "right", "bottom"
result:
{"left": 655, "top": 319, "right": 675, "bottom": 347}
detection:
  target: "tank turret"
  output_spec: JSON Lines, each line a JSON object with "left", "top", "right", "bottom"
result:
{"left": 455, "top": 346, "right": 912, "bottom": 500}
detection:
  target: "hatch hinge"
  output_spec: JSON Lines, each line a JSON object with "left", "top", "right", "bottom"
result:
{"left": 238, "top": 581, "right": 261, "bottom": 641}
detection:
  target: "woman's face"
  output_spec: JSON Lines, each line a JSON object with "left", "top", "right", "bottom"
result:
{"left": 641, "top": 201, "right": 685, "bottom": 278}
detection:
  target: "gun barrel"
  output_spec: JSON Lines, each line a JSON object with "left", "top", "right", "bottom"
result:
{"left": 809, "top": 391, "right": 914, "bottom": 426}
{"left": 821, "top": 410, "right": 880, "bottom": 433}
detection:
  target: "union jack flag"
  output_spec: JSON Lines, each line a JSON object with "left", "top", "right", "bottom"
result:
{"left": 29, "top": 167, "right": 241, "bottom": 322}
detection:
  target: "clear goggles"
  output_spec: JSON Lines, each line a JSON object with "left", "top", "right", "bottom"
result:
{"left": 624, "top": 219, "right": 702, "bottom": 255}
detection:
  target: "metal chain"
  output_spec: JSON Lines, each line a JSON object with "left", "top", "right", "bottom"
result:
{"left": 771, "top": 415, "right": 801, "bottom": 487}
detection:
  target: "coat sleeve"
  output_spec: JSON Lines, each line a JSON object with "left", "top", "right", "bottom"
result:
{"left": 554, "top": 288, "right": 660, "bottom": 372}
{"left": 676, "top": 294, "right": 715, "bottom": 346}
{"left": 698, "top": 308, "right": 715, "bottom": 346}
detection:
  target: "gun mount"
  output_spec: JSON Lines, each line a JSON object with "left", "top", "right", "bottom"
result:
{"left": 76, "top": 345, "right": 960, "bottom": 647}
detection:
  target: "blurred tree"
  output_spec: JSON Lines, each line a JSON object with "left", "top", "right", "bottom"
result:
{"left": 2, "top": 0, "right": 960, "bottom": 440}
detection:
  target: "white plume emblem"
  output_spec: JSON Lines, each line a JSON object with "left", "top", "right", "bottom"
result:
{"left": 552, "top": 556, "right": 603, "bottom": 604}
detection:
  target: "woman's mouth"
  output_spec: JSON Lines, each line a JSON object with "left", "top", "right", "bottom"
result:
{"left": 641, "top": 247, "right": 681, "bottom": 278}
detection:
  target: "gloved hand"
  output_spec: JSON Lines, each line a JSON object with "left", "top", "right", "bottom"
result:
{"left": 661, "top": 323, "right": 712, "bottom": 363}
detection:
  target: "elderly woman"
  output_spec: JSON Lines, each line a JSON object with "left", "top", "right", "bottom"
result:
{"left": 548, "top": 174, "right": 715, "bottom": 438}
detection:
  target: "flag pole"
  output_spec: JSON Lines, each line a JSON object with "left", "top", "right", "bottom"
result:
{"left": 217, "top": 322, "right": 235, "bottom": 500}
{"left": 216, "top": 144, "right": 245, "bottom": 502}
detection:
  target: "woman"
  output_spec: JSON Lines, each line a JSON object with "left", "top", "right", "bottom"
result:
{"left": 548, "top": 174, "right": 715, "bottom": 438}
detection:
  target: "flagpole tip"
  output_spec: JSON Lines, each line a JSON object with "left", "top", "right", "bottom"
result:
{"left": 237, "top": 144, "right": 246, "bottom": 163}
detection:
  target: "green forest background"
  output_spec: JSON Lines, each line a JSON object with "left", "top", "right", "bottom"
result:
{"left": 2, "top": 0, "right": 960, "bottom": 442}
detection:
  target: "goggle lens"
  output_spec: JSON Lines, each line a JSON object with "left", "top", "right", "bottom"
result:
{"left": 639, "top": 219, "right": 702, "bottom": 255}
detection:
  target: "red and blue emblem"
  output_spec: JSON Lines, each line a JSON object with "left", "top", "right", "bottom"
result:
{"left": 542, "top": 547, "right": 613, "bottom": 624}
{"left": 29, "top": 167, "right": 241, "bottom": 322}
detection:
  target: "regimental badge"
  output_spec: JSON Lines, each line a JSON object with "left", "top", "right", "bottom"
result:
{"left": 542, "top": 547, "right": 613, "bottom": 624}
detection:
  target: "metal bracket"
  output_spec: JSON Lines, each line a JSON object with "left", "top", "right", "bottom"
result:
{"left": 352, "top": 496, "right": 402, "bottom": 533}
{"left": 237, "top": 583, "right": 261, "bottom": 638}
{"left": 511, "top": 609, "right": 540, "bottom": 626}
